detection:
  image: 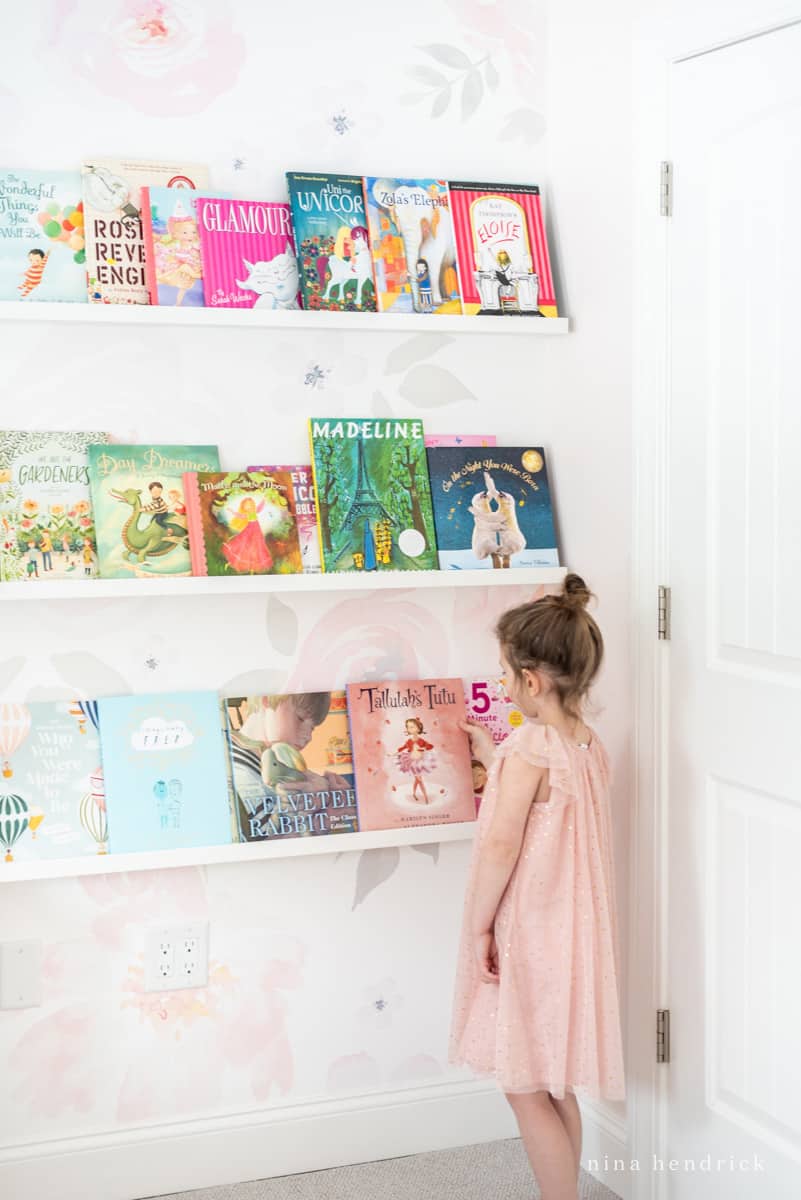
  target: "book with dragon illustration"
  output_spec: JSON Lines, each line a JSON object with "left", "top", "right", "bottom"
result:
{"left": 286, "top": 173, "right": 377, "bottom": 312}
{"left": 346, "top": 678, "right": 475, "bottom": 831}
{"left": 81, "top": 158, "right": 208, "bottom": 304}
{"left": 247, "top": 464, "right": 321, "bottom": 573}
{"left": 308, "top": 418, "right": 438, "bottom": 573}
{"left": 363, "top": 177, "right": 462, "bottom": 315}
{"left": 183, "top": 470, "right": 302, "bottom": 576}
{"left": 98, "top": 691, "right": 232, "bottom": 854}
{"left": 225, "top": 690, "right": 358, "bottom": 842}
{"left": 426, "top": 446, "right": 560, "bottom": 570}
{"left": 87, "top": 444, "right": 220, "bottom": 579}
{"left": 448, "top": 181, "right": 558, "bottom": 317}
{"left": 195, "top": 198, "right": 300, "bottom": 310}
{"left": 463, "top": 678, "right": 525, "bottom": 812}
{"left": 0, "top": 169, "right": 87, "bottom": 302}
{"left": 0, "top": 700, "right": 107, "bottom": 863}
{"left": 0, "top": 430, "right": 108, "bottom": 582}
{"left": 141, "top": 185, "right": 205, "bottom": 307}
{"left": 423, "top": 434, "right": 496, "bottom": 448}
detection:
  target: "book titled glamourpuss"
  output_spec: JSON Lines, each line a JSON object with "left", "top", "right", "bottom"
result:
{"left": 196, "top": 198, "right": 300, "bottom": 310}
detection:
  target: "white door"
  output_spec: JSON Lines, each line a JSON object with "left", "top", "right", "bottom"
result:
{"left": 668, "top": 21, "right": 801, "bottom": 1198}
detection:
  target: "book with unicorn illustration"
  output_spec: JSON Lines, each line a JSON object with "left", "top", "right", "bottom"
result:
{"left": 183, "top": 470, "right": 302, "bottom": 576}
{"left": 195, "top": 198, "right": 300, "bottom": 309}
{"left": 287, "top": 173, "right": 377, "bottom": 313}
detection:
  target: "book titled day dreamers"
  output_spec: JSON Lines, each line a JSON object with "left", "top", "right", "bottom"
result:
{"left": 87, "top": 444, "right": 220, "bottom": 579}
{"left": 226, "top": 690, "right": 357, "bottom": 842}
{"left": 287, "top": 173, "right": 376, "bottom": 312}
{"left": 247, "top": 464, "right": 321, "bottom": 573}
{"left": 183, "top": 470, "right": 302, "bottom": 576}
{"left": 0, "top": 169, "right": 87, "bottom": 302}
{"left": 196, "top": 198, "right": 300, "bottom": 309}
{"left": 426, "top": 445, "right": 560, "bottom": 570}
{"left": 347, "top": 678, "right": 475, "bottom": 831}
{"left": 0, "top": 430, "right": 108, "bottom": 582}
{"left": 309, "top": 418, "right": 438, "bottom": 573}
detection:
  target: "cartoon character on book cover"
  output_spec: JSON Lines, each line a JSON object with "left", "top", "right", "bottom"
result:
{"left": 185, "top": 471, "right": 302, "bottom": 576}
{"left": 0, "top": 170, "right": 87, "bottom": 303}
{"left": 247, "top": 464, "right": 321, "bottom": 572}
{"left": 287, "top": 173, "right": 376, "bottom": 312}
{"left": 196, "top": 198, "right": 300, "bottom": 309}
{"left": 142, "top": 186, "right": 204, "bottom": 306}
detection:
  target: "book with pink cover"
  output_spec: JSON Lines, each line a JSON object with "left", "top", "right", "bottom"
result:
{"left": 247, "top": 464, "right": 320, "bottom": 573}
{"left": 424, "top": 435, "right": 497, "bottom": 448}
{"left": 347, "top": 678, "right": 476, "bottom": 831}
{"left": 464, "top": 677, "right": 524, "bottom": 812}
{"left": 195, "top": 198, "right": 300, "bottom": 310}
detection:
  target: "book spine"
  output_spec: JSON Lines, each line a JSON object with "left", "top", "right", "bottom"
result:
{"left": 444, "top": 182, "right": 466, "bottom": 315}
{"left": 307, "top": 421, "right": 328, "bottom": 573}
{"left": 140, "top": 187, "right": 158, "bottom": 305}
{"left": 182, "top": 472, "right": 208, "bottom": 576}
{"left": 361, "top": 177, "right": 382, "bottom": 313}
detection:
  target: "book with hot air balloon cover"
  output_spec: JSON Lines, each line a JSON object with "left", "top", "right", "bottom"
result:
{"left": 0, "top": 169, "right": 87, "bottom": 303}
{"left": 0, "top": 700, "right": 107, "bottom": 864}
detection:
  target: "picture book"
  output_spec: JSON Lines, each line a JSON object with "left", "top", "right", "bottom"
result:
{"left": 0, "top": 700, "right": 107, "bottom": 863}
{"left": 286, "top": 173, "right": 376, "bottom": 312}
{"left": 141, "top": 186, "right": 205, "bottom": 307}
{"left": 98, "top": 691, "right": 232, "bottom": 854}
{"left": 183, "top": 470, "right": 302, "bottom": 576}
{"left": 81, "top": 158, "right": 208, "bottom": 304}
{"left": 346, "top": 678, "right": 475, "bottom": 831}
{"left": 196, "top": 198, "right": 300, "bottom": 310}
{"left": 0, "top": 430, "right": 108, "bottom": 582}
{"left": 463, "top": 678, "right": 524, "bottom": 812}
{"left": 426, "top": 446, "right": 560, "bottom": 570}
{"left": 448, "top": 181, "right": 558, "bottom": 317}
{"left": 87, "top": 444, "right": 220, "bottom": 579}
{"left": 0, "top": 169, "right": 87, "bottom": 303}
{"left": 309, "top": 418, "right": 438, "bottom": 573}
{"left": 363, "top": 177, "right": 462, "bottom": 315}
{"left": 246, "top": 464, "right": 321, "bottom": 573}
{"left": 424, "top": 434, "right": 496, "bottom": 448}
{"left": 225, "top": 690, "right": 358, "bottom": 842}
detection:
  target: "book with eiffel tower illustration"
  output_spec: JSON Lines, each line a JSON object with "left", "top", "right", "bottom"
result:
{"left": 308, "top": 418, "right": 438, "bottom": 573}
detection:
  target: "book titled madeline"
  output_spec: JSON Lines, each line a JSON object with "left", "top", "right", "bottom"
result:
{"left": 183, "top": 470, "right": 302, "bottom": 576}
{"left": 287, "top": 173, "right": 376, "bottom": 312}
{"left": 196, "top": 198, "right": 300, "bottom": 310}
{"left": 0, "top": 169, "right": 87, "bottom": 303}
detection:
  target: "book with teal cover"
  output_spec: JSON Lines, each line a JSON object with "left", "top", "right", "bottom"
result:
{"left": 286, "top": 172, "right": 376, "bottom": 312}
{"left": 98, "top": 691, "right": 232, "bottom": 854}
{"left": 0, "top": 169, "right": 87, "bottom": 302}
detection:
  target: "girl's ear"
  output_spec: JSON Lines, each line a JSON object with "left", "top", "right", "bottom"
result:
{"left": 522, "top": 668, "right": 542, "bottom": 697}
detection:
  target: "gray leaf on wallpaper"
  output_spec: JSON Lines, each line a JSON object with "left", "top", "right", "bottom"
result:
{"left": 420, "top": 43, "right": 472, "bottom": 70}
{"left": 461, "top": 71, "right": 484, "bottom": 121}
{"left": 222, "top": 669, "right": 287, "bottom": 698}
{"left": 500, "top": 108, "right": 547, "bottom": 145}
{"left": 371, "top": 389, "right": 394, "bottom": 418}
{"left": 0, "top": 656, "right": 25, "bottom": 692}
{"left": 410, "top": 843, "right": 440, "bottom": 864}
{"left": 266, "top": 596, "right": 298, "bottom": 656}
{"left": 431, "top": 90, "right": 450, "bottom": 119}
{"left": 398, "top": 365, "right": 477, "bottom": 408}
{"left": 51, "top": 652, "right": 130, "bottom": 697}
{"left": 352, "top": 846, "right": 400, "bottom": 909}
{"left": 384, "top": 334, "right": 455, "bottom": 375}
{"left": 405, "top": 65, "right": 449, "bottom": 89}
{"left": 485, "top": 59, "right": 500, "bottom": 92}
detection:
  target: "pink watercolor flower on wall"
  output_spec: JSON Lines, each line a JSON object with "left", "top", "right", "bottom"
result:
{"left": 9, "top": 1004, "right": 97, "bottom": 1117}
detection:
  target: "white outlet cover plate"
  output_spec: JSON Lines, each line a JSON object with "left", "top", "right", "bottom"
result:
{"left": 0, "top": 940, "right": 43, "bottom": 1009}
{"left": 144, "top": 922, "right": 209, "bottom": 993}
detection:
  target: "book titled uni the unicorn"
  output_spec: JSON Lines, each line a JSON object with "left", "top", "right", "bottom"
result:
{"left": 0, "top": 169, "right": 87, "bottom": 302}
{"left": 183, "top": 470, "right": 302, "bottom": 576}
{"left": 247, "top": 464, "right": 321, "bottom": 573}
{"left": 195, "top": 198, "right": 300, "bottom": 310}
{"left": 141, "top": 186, "right": 205, "bottom": 307}
{"left": 287, "top": 173, "right": 376, "bottom": 312}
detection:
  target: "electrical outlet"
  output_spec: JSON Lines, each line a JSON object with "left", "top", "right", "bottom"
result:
{"left": 144, "top": 923, "right": 208, "bottom": 993}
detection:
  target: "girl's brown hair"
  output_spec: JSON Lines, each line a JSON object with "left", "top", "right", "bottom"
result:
{"left": 495, "top": 573, "right": 603, "bottom": 717}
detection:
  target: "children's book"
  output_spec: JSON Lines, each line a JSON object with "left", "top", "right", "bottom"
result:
{"left": 246, "top": 464, "right": 321, "bottom": 573}
{"left": 183, "top": 470, "right": 302, "bottom": 576}
{"left": 0, "top": 700, "right": 107, "bottom": 863}
{"left": 98, "top": 691, "right": 232, "bottom": 854}
{"left": 195, "top": 198, "right": 300, "bottom": 310}
{"left": 81, "top": 158, "right": 208, "bottom": 304}
{"left": 287, "top": 173, "right": 376, "bottom": 312}
{"left": 141, "top": 186, "right": 205, "bottom": 307}
{"left": 309, "top": 418, "right": 438, "bottom": 573}
{"left": 463, "top": 678, "right": 524, "bottom": 812}
{"left": 426, "top": 445, "right": 559, "bottom": 569}
{"left": 0, "top": 430, "right": 108, "bottom": 582}
{"left": 87, "top": 444, "right": 220, "bottom": 579}
{"left": 225, "top": 690, "right": 358, "bottom": 842}
{"left": 0, "top": 170, "right": 87, "bottom": 302}
{"left": 363, "top": 177, "right": 462, "bottom": 315}
{"left": 448, "top": 181, "right": 558, "bottom": 317}
{"left": 347, "top": 678, "right": 475, "bottom": 831}
{"left": 424, "top": 434, "right": 496, "bottom": 448}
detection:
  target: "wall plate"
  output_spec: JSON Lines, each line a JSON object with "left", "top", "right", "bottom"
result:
{"left": 144, "top": 922, "right": 209, "bottom": 993}
{"left": 0, "top": 940, "right": 43, "bottom": 1009}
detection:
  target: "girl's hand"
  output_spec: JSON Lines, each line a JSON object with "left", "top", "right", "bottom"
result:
{"left": 473, "top": 930, "right": 500, "bottom": 983}
{"left": 459, "top": 718, "right": 495, "bottom": 769}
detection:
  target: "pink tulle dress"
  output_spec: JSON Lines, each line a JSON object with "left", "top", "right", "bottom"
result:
{"left": 447, "top": 719, "right": 626, "bottom": 1101}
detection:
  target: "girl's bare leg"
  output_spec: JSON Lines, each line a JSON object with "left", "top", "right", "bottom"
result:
{"left": 549, "top": 1092, "right": 582, "bottom": 1175}
{"left": 505, "top": 1090, "right": 579, "bottom": 1200}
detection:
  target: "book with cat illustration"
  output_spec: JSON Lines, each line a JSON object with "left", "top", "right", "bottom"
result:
{"left": 363, "top": 177, "right": 462, "bottom": 315}
{"left": 287, "top": 173, "right": 377, "bottom": 312}
{"left": 426, "top": 446, "right": 560, "bottom": 570}
{"left": 246, "top": 464, "right": 321, "bottom": 573}
{"left": 0, "top": 430, "right": 108, "bottom": 582}
{"left": 183, "top": 470, "right": 302, "bottom": 576}
{"left": 87, "top": 444, "right": 220, "bottom": 579}
{"left": 463, "top": 678, "right": 525, "bottom": 812}
{"left": 346, "top": 678, "right": 475, "bottom": 831}
{"left": 81, "top": 158, "right": 208, "bottom": 304}
{"left": 308, "top": 418, "right": 438, "bottom": 573}
{"left": 448, "top": 181, "right": 558, "bottom": 317}
{"left": 225, "top": 690, "right": 358, "bottom": 842}
{"left": 195, "top": 198, "right": 300, "bottom": 309}
{"left": 0, "top": 169, "right": 87, "bottom": 303}
{"left": 141, "top": 185, "right": 206, "bottom": 307}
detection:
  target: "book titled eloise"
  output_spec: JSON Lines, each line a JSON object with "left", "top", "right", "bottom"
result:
{"left": 183, "top": 470, "right": 302, "bottom": 576}
{"left": 195, "top": 198, "right": 300, "bottom": 310}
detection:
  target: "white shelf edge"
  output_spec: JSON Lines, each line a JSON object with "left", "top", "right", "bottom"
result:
{"left": 0, "top": 820, "right": 476, "bottom": 883}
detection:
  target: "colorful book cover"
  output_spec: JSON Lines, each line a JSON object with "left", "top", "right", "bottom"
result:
{"left": 346, "top": 678, "right": 475, "bottom": 831}
{"left": 463, "top": 678, "right": 524, "bottom": 812}
{"left": 309, "top": 418, "right": 438, "bottom": 573}
{"left": 226, "top": 690, "right": 358, "bottom": 841}
{"left": 81, "top": 158, "right": 208, "bottom": 304}
{"left": 196, "top": 198, "right": 300, "bottom": 310}
{"left": 141, "top": 186, "right": 205, "bottom": 307}
{"left": 87, "top": 444, "right": 220, "bottom": 579}
{"left": 0, "top": 169, "right": 87, "bottom": 302}
{"left": 424, "top": 434, "right": 496, "bottom": 448}
{"left": 0, "top": 430, "right": 108, "bottom": 582}
{"left": 184, "top": 470, "right": 302, "bottom": 577}
{"left": 0, "top": 700, "right": 107, "bottom": 863}
{"left": 448, "top": 181, "right": 558, "bottom": 317}
{"left": 363, "top": 177, "right": 462, "bottom": 314}
{"left": 286, "top": 173, "right": 376, "bottom": 312}
{"left": 426, "top": 446, "right": 560, "bottom": 569}
{"left": 246, "top": 464, "right": 321, "bottom": 573}
{"left": 98, "top": 691, "right": 232, "bottom": 854}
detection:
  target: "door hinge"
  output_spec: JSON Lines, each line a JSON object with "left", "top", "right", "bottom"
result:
{"left": 657, "top": 1008, "right": 671, "bottom": 1063}
{"left": 658, "top": 585, "right": 671, "bottom": 640}
{"left": 659, "top": 161, "right": 673, "bottom": 217}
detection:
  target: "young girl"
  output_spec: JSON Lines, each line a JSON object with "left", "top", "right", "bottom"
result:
{"left": 449, "top": 573, "right": 625, "bottom": 1200}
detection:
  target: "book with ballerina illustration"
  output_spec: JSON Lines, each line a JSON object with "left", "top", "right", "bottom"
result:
{"left": 183, "top": 470, "right": 302, "bottom": 576}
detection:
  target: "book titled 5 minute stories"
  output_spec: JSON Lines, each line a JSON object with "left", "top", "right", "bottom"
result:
{"left": 287, "top": 173, "right": 376, "bottom": 312}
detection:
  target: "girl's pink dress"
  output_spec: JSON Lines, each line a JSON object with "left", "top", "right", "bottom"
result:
{"left": 447, "top": 719, "right": 626, "bottom": 1101}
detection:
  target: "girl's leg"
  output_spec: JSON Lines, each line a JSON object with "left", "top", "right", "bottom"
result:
{"left": 505, "top": 1090, "right": 579, "bottom": 1200}
{"left": 549, "top": 1092, "right": 582, "bottom": 1175}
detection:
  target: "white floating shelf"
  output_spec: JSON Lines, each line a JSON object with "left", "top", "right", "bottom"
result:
{"left": 0, "top": 819, "right": 476, "bottom": 883}
{"left": 0, "top": 300, "right": 568, "bottom": 335}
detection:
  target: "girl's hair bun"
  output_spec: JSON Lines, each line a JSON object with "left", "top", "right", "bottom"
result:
{"left": 562, "top": 572, "right": 592, "bottom": 610}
